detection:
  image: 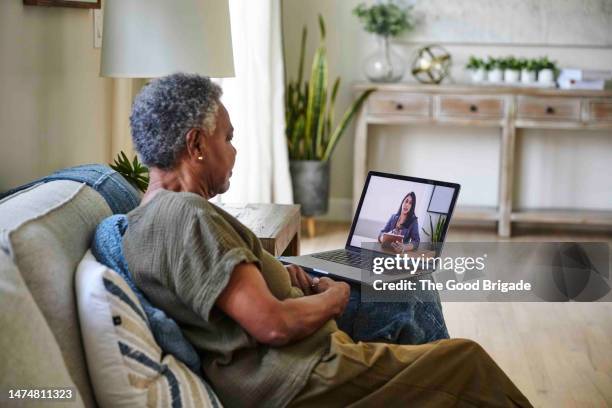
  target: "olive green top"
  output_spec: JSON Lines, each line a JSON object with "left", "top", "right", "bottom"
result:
{"left": 123, "top": 190, "right": 337, "bottom": 408}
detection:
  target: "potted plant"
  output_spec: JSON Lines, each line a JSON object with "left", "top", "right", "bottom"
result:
{"left": 537, "top": 56, "right": 557, "bottom": 85}
{"left": 520, "top": 58, "right": 538, "bottom": 84}
{"left": 285, "top": 15, "right": 374, "bottom": 217}
{"left": 353, "top": 1, "right": 414, "bottom": 82}
{"left": 504, "top": 56, "right": 521, "bottom": 84}
{"left": 485, "top": 57, "right": 504, "bottom": 83}
{"left": 466, "top": 56, "right": 485, "bottom": 83}
{"left": 421, "top": 213, "right": 446, "bottom": 250}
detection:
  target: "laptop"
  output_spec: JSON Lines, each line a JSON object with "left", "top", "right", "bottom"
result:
{"left": 280, "top": 171, "right": 460, "bottom": 285}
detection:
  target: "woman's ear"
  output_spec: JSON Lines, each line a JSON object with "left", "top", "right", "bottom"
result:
{"left": 185, "top": 128, "right": 205, "bottom": 161}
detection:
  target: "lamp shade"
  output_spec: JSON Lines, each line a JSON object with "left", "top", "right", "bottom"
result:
{"left": 100, "top": 0, "right": 234, "bottom": 78}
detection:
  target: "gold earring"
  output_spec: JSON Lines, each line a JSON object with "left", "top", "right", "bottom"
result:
{"left": 197, "top": 156, "right": 203, "bottom": 161}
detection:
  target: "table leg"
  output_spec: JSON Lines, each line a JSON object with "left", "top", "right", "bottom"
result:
{"left": 283, "top": 230, "right": 301, "bottom": 256}
{"left": 304, "top": 217, "right": 316, "bottom": 238}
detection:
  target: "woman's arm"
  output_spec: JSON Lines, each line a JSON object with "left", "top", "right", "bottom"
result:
{"left": 378, "top": 214, "right": 396, "bottom": 243}
{"left": 408, "top": 219, "right": 420, "bottom": 248}
{"left": 216, "top": 262, "right": 349, "bottom": 346}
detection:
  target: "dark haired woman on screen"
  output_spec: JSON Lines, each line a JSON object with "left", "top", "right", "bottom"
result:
{"left": 379, "top": 191, "right": 420, "bottom": 253}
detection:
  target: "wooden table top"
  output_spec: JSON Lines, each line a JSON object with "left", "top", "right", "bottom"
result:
{"left": 218, "top": 203, "right": 301, "bottom": 256}
{"left": 353, "top": 81, "right": 612, "bottom": 97}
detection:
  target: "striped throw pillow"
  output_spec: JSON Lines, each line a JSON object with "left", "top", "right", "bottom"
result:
{"left": 76, "top": 250, "right": 222, "bottom": 408}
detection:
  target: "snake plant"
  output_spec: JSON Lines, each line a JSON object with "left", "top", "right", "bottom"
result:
{"left": 285, "top": 15, "right": 374, "bottom": 162}
{"left": 422, "top": 213, "right": 446, "bottom": 243}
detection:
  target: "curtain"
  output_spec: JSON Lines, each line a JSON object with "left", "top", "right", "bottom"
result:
{"left": 214, "top": 0, "right": 293, "bottom": 204}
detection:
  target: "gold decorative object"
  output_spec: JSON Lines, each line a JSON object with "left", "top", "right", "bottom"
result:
{"left": 411, "top": 45, "right": 452, "bottom": 84}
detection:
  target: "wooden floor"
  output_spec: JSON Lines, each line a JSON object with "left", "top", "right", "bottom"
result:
{"left": 301, "top": 221, "right": 612, "bottom": 408}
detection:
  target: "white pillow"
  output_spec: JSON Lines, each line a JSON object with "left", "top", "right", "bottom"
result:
{"left": 76, "top": 250, "right": 222, "bottom": 408}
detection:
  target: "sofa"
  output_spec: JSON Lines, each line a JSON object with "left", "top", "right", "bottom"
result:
{"left": 0, "top": 167, "right": 156, "bottom": 407}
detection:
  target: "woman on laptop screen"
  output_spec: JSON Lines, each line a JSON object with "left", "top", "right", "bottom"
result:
{"left": 379, "top": 191, "right": 420, "bottom": 252}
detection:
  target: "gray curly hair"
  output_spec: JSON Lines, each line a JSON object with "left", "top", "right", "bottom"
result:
{"left": 130, "top": 73, "right": 222, "bottom": 169}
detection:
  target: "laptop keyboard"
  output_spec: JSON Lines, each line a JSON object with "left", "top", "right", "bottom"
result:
{"left": 312, "top": 249, "right": 364, "bottom": 268}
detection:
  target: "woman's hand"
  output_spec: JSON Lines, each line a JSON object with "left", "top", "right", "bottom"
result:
{"left": 217, "top": 263, "right": 348, "bottom": 346}
{"left": 390, "top": 242, "right": 414, "bottom": 253}
{"left": 285, "top": 264, "right": 315, "bottom": 295}
{"left": 312, "top": 277, "right": 350, "bottom": 317}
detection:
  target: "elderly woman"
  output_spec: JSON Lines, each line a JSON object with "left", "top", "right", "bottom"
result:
{"left": 123, "top": 74, "right": 531, "bottom": 408}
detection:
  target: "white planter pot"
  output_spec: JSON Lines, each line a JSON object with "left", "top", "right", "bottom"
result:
{"left": 521, "top": 69, "right": 537, "bottom": 84}
{"left": 504, "top": 69, "right": 520, "bottom": 83}
{"left": 487, "top": 68, "right": 503, "bottom": 83}
{"left": 469, "top": 68, "right": 486, "bottom": 83}
{"left": 538, "top": 69, "right": 555, "bottom": 84}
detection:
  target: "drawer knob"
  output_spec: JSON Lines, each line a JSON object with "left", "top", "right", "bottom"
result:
{"left": 469, "top": 104, "right": 478, "bottom": 112}
{"left": 395, "top": 103, "right": 404, "bottom": 110}
{"left": 546, "top": 106, "right": 555, "bottom": 114}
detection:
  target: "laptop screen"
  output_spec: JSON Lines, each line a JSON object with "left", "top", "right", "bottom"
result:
{"left": 347, "top": 172, "right": 460, "bottom": 255}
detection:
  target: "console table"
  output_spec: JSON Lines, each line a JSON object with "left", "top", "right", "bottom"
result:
{"left": 353, "top": 83, "right": 612, "bottom": 237}
{"left": 219, "top": 203, "right": 301, "bottom": 256}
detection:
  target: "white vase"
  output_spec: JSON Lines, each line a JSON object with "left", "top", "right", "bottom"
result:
{"left": 487, "top": 68, "right": 503, "bottom": 83}
{"left": 504, "top": 69, "right": 520, "bottom": 83}
{"left": 470, "top": 68, "right": 486, "bottom": 83}
{"left": 538, "top": 69, "right": 555, "bottom": 85}
{"left": 521, "top": 69, "right": 537, "bottom": 84}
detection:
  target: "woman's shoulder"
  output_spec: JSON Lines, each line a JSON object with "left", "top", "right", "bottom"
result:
{"left": 142, "top": 189, "right": 214, "bottom": 214}
{"left": 126, "top": 190, "right": 219, "bottom": 232}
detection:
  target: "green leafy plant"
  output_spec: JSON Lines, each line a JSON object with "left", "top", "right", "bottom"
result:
{"left": 110, "top": 151, "right": 149, "bottom": 193}
{"left": 285, "top": 15, "right": 374, "bottom": 161}
{"left": 421, "top": 213, "right": 446, "bottom": 243}
{"left": 353, "top": 1, "right": 414, "bottom": 38}
{"left": 534, "top": 56, "right": 559, "bottom": 78}
{"left": 536, "top": 56, "right": 556, "bottom": 70}
{"left": 483, "top": 56, "right": 497, "bottom": 71}
{"left": 524, "top": 59, "right": 539, "bottom": 72}
{"left": 504, "top": 56, "right": 521, "bottom": 71}
{"left": 465, "top": 56, "right": 484, "bottom": 70}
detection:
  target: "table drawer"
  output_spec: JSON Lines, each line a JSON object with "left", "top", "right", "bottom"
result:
{"left": 437, "top": 95, "right": 505, "bottom": 119}
{"left": 587, "top": 100, "right": 612, "bottom": 122}
{"left": 517, "top": 96, "right": 581, "bottom": 121}
{"left": 368, "top": 93, "right": 431, "bottom": 116}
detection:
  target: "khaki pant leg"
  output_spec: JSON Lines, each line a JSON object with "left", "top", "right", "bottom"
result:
{"left": 289, "top": 331, "right": 532, "bottom": 408}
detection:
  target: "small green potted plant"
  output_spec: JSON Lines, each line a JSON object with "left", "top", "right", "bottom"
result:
{"left": 520, "top": 58, "right": 538, "bottom": 84}
{"left": 421, "top": 213, "right": 446, "bottom": 250}
{"left": 466, "top": 56, "right": 485, "bottom": 83}
{"left": 285, "top": 15, "right": 374, "bottom": 217}
{"left": 504, "top": 56, "right": 521, "bottom": 84}
{"left": 486, "top": 56, "right": 504, "bottom": 83}
{"left": 536, "top": 56, "right": 557, "bottom": 86}
{"left": 353, "top": 1, "right": 414, "bottom": 82}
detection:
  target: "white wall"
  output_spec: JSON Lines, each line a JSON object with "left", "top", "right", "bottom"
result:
{"left": 281, "top": 0, "right": 612, "bottom": 219}
{"left": 358, "top": 176, "right": 433, "bottom": 223}
{"left": 0, "top": 1, "right": 113, "bottom": 192}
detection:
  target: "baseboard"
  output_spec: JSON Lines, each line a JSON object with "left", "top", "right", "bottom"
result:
{"left": 314, "top": 197, "right": 353, "bottom": 222}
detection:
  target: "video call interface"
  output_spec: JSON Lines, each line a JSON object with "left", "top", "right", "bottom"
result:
{"left": 349, "top": 176, "right": 457, "bottom": 252}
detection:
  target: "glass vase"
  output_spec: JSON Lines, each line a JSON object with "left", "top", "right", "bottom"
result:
{"left": 363, "top": 35, "right": 405, "bottom": 83}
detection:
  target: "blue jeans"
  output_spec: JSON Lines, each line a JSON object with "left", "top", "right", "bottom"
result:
{"left": 336, "top": 282, "right": 449, "bottom": 345}
{"left": 0, "top": 164, "right": 140, "bottom": 214}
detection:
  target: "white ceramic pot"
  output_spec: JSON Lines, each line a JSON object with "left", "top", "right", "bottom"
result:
{"left": 521, "top": 69, "right": 537, "bottom": 84}
{"left": 470, "top": 68, "right": 486, "bottom": 83}
{"left": 538, "top": 69, "right": 555, "bottom": 85}
{"left": 487, "top": 68, "right": 504, "bottom": 83}
{"left": 504, "top": 69, "right": 520, "bottom": 83}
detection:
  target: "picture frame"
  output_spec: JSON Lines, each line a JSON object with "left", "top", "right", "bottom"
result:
{"left": 23, "top": 0, "right": 101, "bottom": 9}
